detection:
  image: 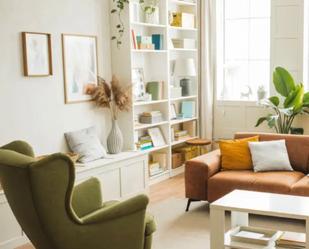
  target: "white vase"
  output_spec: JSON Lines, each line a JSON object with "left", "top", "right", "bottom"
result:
{"left": 107, "top": 119, "right": 123, "bottom": 154}
{"left": 145, "top": 7, "right": 159, "bottom": 24}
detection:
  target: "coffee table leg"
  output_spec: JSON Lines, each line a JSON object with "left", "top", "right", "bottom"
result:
{"left": 210, "top": 207, "right": 225, "bottom": 249}
{"left": 231, "top": 211, "right": 249, "bottom": 227}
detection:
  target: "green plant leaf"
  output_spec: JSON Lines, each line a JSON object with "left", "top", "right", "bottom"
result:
{"left": 269, "top": 96, "right": 280, "bottom": 106}
{"left": 266, "top": 114, "right": 279, "bottom": 128}
{"left": 273, "top": 67, "right": 296, "bottom": 97}
{"left": 279, "top": 107, "right": 294, "bottom": 117}
{"left": 255, "top": 117, "right": 268, "bottom": 127}
{"left": 284, "top": 84, "right": 304, "bottom": 111}
{"left": 303, "top": 92, "right": 309, "bottom": 107}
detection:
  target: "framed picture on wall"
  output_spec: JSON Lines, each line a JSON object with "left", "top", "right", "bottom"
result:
{"left": 62, "top": 34, "right": 98, "bottom": 104}
{"left": 22, "top": 32, "right": 53, "bottom": 77}
{"left": 132, "top": 68, "right": 146, "bottom": 101}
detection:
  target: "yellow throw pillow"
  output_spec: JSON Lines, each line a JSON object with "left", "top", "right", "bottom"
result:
{"left": 219, "top": 136, "right": 259, "bottom": 170}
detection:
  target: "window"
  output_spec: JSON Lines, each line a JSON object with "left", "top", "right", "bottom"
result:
{"left": 217, "top": 0, "right": 271, "bottom": 101}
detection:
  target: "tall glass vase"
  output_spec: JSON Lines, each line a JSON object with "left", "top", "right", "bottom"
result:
{"left": 107, "top": 119, "right": 123, "bottom": 154}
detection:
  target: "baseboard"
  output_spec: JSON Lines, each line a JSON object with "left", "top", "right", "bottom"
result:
{"left": 0, "top": 236, "right": 29, "bottom": 249}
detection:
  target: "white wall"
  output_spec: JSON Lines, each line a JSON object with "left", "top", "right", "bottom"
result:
{"left": 0, "top": 0, "right": 112, "bottom": 154}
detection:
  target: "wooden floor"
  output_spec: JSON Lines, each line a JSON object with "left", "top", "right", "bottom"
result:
{"left": 16, "top": 174, "right": 185, "bottom": 249}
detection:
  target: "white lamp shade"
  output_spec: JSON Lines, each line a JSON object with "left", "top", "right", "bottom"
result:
{"left": 173, "top": 58, "right": 196, "bottom": 77}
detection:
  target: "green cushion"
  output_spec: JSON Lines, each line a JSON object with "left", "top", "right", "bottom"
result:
{"left": 145, "top": 213, "right": 156, "bottom": 236}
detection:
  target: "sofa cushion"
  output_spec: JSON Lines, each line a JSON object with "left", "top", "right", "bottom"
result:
{"left": 219, "top": 136, "right": 259, "bottom": 171}
{"left": 145, "top": 213, "right": 156, "bottom": 236}
{"left": 208, "top": 170, "right": 304, "bottom": 202}
{"left": 235, "top": 132, "right": 309, "bottom": 173}
{"left": 291, "top": 177, "right": 309, "bottom": 196}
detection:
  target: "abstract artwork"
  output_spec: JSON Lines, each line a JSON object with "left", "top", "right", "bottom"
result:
{"left": 62, "top": 34, "right": 98, "bottom": 103}
{"left": 22, "top": 32, "right": 52, "bottom": 76}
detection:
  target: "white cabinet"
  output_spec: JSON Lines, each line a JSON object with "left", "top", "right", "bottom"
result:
{"left": 0, "top": 152, "right": 149, "bottom": 248}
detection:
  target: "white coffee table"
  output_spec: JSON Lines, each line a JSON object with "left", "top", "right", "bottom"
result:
{"left": 210, "top": 190, "right": 309, "bottom": 249}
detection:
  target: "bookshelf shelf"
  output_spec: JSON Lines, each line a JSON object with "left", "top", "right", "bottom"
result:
{"left": 170, "top": 48, "right": 198, "bottom": 52}
{"left": 134, "top": 99, "right": 168, "bottom": 106}
{"left": 132, "top": 49, "right": 168, "bottom": 53}
{"left": 131, "top": 21, "right": 166, "bottom": 28}
{"left": 171, "top": 136, "right": 198, "bottom": 146}
{"left": 169, "top": 26, "right": 198, "bottom": 31}
{"left": 110, "top": 0, "right": 200, "bottom": 184}
{"left": 171, "top": 95, "right": 198, "bottom": 101}
{"left": 134, "top": 121, "right": 169, "bottom": 130}
{"left": 170, "top": 117, "right": 198, "bottom": 126}
{"left": 170, "top": 0, "right": 197, "bottom": 6}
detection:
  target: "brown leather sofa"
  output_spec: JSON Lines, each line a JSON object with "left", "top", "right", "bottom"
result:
{"left": 185, "top": 132, "right": 309, "bottom": 211}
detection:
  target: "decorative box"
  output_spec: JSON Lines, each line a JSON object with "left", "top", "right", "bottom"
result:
{"left": 172, "top": 39, "right": 196, "bottom": 49}
{"left": 173, "top": 146, "right": 199, "bottom": 161}
{"left": 172, "top": 152, "right": 184, "bottom": 169}
{"left": 152, "top": 152, "right": 168, "bottom": 170}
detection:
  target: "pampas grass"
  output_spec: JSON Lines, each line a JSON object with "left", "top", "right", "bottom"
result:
{"left": 92, "top": 75, "right": 131, "bottom": 120}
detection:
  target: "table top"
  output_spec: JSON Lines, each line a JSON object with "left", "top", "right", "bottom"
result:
{"left": 211, "top": 190, "right": 309, "bottom": 220}
{"left": 186, "top": 138, "right": 212, "bottom": 146}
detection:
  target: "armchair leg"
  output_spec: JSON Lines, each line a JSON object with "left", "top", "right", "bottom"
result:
{"left": 185, "top": 198, "right": 200, "bottom": 212}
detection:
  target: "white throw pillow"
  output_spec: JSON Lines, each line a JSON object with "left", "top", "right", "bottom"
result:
{"left": 248, "top": 140, "right": 293, "bottom": 172}
{"left": 65, "top": 126, "right": 107, "bottom": 163}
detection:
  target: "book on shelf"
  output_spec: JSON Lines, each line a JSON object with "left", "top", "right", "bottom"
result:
{"left": 131, "top": 30, "right": 137, "bottom": 49}
{"left": 276, "top": 231, "right": 305, "bottom": 248}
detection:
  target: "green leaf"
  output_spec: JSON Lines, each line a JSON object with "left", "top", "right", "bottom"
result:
{"left": 266, "top": 115, "right": 279, "bottom": 128}
{"left": 269, "top": 96, "right": 280, "bottom": 106}
{"left": 111, "top": 9, "right": 117, "bottom": 13}
{"left": 255, "top": 117, "right": 268, "bottom": 127}
{"left": 284, "top": 84, "right": 304, "bottom": 110}
{"left": 303, "top": 92, "right": 309, "bottom": 107}
{"left": 273, "top": 67, "right": 296, "bottom": 97}
{"left": 279, "top": 107, "right": 294, "bottom": 117}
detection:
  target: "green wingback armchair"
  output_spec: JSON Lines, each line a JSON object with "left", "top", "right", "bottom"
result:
{"left": 0, "top": 141, "right": 156, "bottom": 249}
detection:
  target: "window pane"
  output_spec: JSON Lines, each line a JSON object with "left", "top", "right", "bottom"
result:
{"left": 218, "top": 0, "right": 271, "bottom": 101}
{"left": 221, "top": 61, "right": 249, "bottom": 100}
{"left": 225, "top": 20, "right": 249, "bottom": 60}
{"left": 225, "top": 0, "right": 250, "bottom": 19}
{"left": 249, "top": 61, "right": 270, "bottom": 99}
{"left": 250, "top": 0, "right": 271, "bottom": 18}
{"left": 249, "top": 19, "right": 270, "bottom": 60}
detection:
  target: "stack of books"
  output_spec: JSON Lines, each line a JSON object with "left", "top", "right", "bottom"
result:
{"left": 138, "top": 135, "right": 153, "bottom": 151}
{"left": 149, "top": 162, "right": 164, "bottom": 176}
{"left": 131, "top": 30, "right": 163, "bottom": 50}
{"left": 174, "top": 130, "right": 189, "bottom": 141}
{"left": 276, "top": 232, "right": 305, "bottom": 248}
{"left": 139, "top": 111, "right": 163, "bottom": 124}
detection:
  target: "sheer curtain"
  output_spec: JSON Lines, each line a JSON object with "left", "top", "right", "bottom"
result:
{"left": 199, "top": 0, "right": 215, "bottom": 140}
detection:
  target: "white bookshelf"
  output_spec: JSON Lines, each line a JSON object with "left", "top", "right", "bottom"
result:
{"left": 110, "top": 0, "right": 200, "bottom": 184}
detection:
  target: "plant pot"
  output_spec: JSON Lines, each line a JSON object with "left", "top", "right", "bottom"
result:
{"left": 107, "top": 119, "right": 123, "bottom": 154}
{"left": 290, "top": 127, "right": 304, "bottom": 135}
{"left": 144, "top": 7, "right": 159, "bottom": 24}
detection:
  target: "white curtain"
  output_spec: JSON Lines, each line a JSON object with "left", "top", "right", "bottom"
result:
{"left": 199, "top": 0, "right": 215, "bottom": 140}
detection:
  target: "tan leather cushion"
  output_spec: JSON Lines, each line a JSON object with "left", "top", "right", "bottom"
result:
{"left": 235, "top": 132, "right": 309, "bottom": 173}
{"left": 208, "top": 170, "right": 305, "bottom": 202}
{"left": 291, "top": 176, "right": 309, "bottom": 196}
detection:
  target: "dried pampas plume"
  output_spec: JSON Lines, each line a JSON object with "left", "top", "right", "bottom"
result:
{"left": 92, "top": 75, "right": 131, "bottom": 120}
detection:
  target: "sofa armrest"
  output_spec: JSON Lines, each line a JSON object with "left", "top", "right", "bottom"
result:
{"left": 185, "top": 149, "right": 221, "bottom": 201}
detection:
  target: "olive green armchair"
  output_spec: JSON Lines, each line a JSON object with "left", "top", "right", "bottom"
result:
{"left": 0, "top": 141, "right": 156, "bottom": 249}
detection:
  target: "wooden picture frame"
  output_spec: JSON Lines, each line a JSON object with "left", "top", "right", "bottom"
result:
{"left": 62, "top": 34, "right": 98, "bottom": 104}
{"left": 22, "top": 32, "right": 53, "bottom": 77}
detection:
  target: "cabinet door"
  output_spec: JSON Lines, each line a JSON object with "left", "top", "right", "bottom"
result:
{"left": 121, "top": 159, "right": 146, "bottom": 198}
{"left": 0, "top": 197, "right": 23, "bottom": 247}
{"left": 97, "top": 169, "right": 121, "bottom": 201}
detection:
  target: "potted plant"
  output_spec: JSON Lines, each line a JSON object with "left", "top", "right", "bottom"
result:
{"left": 140, "top": 0, "right": 160, "bottom": 24}
{"left": 256, "top": 67, "right": 309, "bottom": 134}
{"left": 92, "top": 76, "right": 131, "bottom": 154}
